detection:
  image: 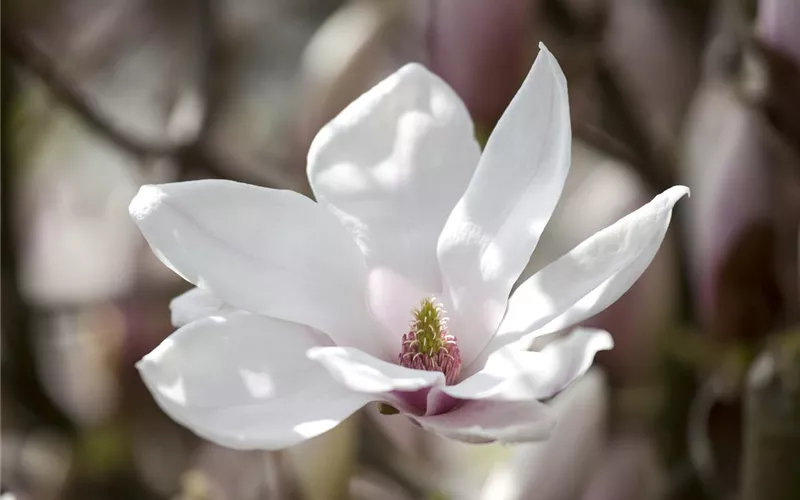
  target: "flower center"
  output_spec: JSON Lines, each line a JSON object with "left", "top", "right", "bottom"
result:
{"left": 398, "top": 297, "right": 461, "bottom": 385}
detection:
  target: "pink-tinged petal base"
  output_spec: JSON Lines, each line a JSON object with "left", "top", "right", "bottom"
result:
{"left": 308, "top": 344, "right": 461, "bottom": 416}
{"left": 367, "top": 267, "right": 431, "bottom": 359}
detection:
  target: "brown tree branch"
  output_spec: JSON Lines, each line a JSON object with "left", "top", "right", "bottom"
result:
{"left": 593, "top": 61, "right": 677, "bottom": 193}
{"left": 543, "top": 0, "right": 694, "bottom": 321}
{"left": 195, "top": 0, "right": 222, "bottom": 140}
{"left": 572, "top": 122, "right": 642, "bottom": 174}
{"left": 742, "top": 338, "right": 800, "bottom": 500}
{"left": 1, "top": 29, "right": 190, "bottom": 158}
{"left": 1, "top": 54, "right": 73, "bottom": 432}
{"left": 2, "top": 6, "right": 302, "bottom": 193}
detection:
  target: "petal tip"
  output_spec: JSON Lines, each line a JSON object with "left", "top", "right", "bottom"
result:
{"left": 568, "top": 327, "right": 615, "bottom": 354}
{"left": 136, "top": 335, "right": 175, "bottom": 375}
{"left": 536, "top": 42, "right": 560, "bottom": 69}
{"left": 398, "top": 61, "right": 429, "bottom": 76}
{"left": 134, "top": 355, "right": 156, "bottom": 381}
{"left": 529, "top": 40, "right": 567, "bottom": 97}
{"left": 598, "top": 331, "right": 615, "bottom": 351}
{"left": 128, "top": 184, "right": 164, "bottom": 221}
{"left": 665, "top": 185, "right": 691, "bottom": 205}
{"left": 674, "top": 185, "right": 691, "bottom": 197}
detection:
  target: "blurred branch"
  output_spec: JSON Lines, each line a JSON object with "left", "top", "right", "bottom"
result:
{"left": 173, "top": 0, "right": 298, "bottom": 189}
{"left": 188, "top": 0, "right": 309, "bottom": 193}
{"left": 175, "top": 132, "right": 310, "bottom": 193}
{"left": 754, "top": 41, "right": 800, "bottom": 158}
{"left": 669, "top": 0, "right": 715, "bottom": 39}
{"left": 542, "top": 0, "right": 678, "bottom": 191}
{"left": 748, "top": 41, "right": 800, "bottom": 327}
{"left": 742, "top": 335, "right": 800, "bottom": 500}
{"left": 687, "top": 376, "right": 736, "bottom": 499}
{"left": 2, "top": 5, "right": 305, "bottom": 194}
{"left": 546, "top": 0, "right": 676, "bottom": 193}
{"left": 737, "top": 29, "right": 800, "bottom": 500}
{"left": 543, "top": 0, "right": 695, "bottom": 321}
{"left": 1, "top": 54, "right": 72, "bottom": 432}
{"left": 1, "top": 29, "right": 188, "bottom": 158}
{"left": 540, "top": 0, "right": 678, "bottom": 193}
{"left": 572, "top": 123, "right": 641, "bottom": 173}
{"left": 593, "top": 61, "right": 677, "bottom": 193}
{"left": 195, "top": 0, "right": 222, "bottom": 140}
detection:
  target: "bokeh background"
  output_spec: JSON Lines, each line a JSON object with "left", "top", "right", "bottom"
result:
{"left": 2, "top": 0, "right": 800, "bottom": 499}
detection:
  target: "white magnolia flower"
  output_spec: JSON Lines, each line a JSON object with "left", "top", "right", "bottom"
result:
{"left": 130, "top": 44, "right": 687, "bottom": 449}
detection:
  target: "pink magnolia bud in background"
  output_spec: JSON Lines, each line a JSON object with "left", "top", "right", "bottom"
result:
{"left": 605, "top": 0, "right": 704, "bottom": 147}
{"left": 427, "top": 0, "right": 536, "bottom": 125}
{"left": 680, "top": 74, "right": 779, "bottom": 337}
{"left": 758, "top": 0, "right": 800, "bottom": 66}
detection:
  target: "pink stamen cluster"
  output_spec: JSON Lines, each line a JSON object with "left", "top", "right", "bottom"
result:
{"left": 398, "top": 298, "right": 462, "bottom": 385}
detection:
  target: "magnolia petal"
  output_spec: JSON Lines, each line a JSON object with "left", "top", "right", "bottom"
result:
{"left": 439, "top": 328, "right": 613, "bottom": 401}
{"left": 308, "top": 346, "right": 444, "bottom": 394}
{"left": 437, "top": 44, "right": 571, "bottom": 365}
{"left": 129, "top": 180, "right": 386, "bottom": 357}
{"left": 170, "top": 287, "right": 233, "bottom": 327}
{"left": 137, "top": 311, "right": 370, "bottom": 450}
{"left": 482, "top": 185, "right": 689, "bottom": 357}
{"left": 415, "top": 398, "right": 556, "bottom": 444}
{"left": 308, "top": 62, "right": 481, "bottom": 295}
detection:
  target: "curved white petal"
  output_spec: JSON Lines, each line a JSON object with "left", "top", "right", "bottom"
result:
{"left": 308, "top": 346, "right": 444, "bottom": 394}
{"left": 137, "top": 311, "right": 370, "bottom": 450}
{"left": 481, "top": 185, "right": 689, "bottom": 357}
{"left": 415, "top": 399, "right": 556, "bottom": 444}
{"left": 308, "top": 62, "right": 481, "bottom": 296}
{"left": 437, "top": 44, "right": 571, "bottom": 365}
{"left": 439, "top": 328, "right": 613, "bottom": 401}
{"left": 170, "top": 287, "right": 233, "bottom": 327}
{"left": 129, "top": 180, "right": 385, "bottom": 357}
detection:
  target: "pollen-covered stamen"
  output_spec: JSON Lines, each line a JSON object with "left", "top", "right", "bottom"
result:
{"left": 398, "top": 297, "right": 462, "bottom": 385}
